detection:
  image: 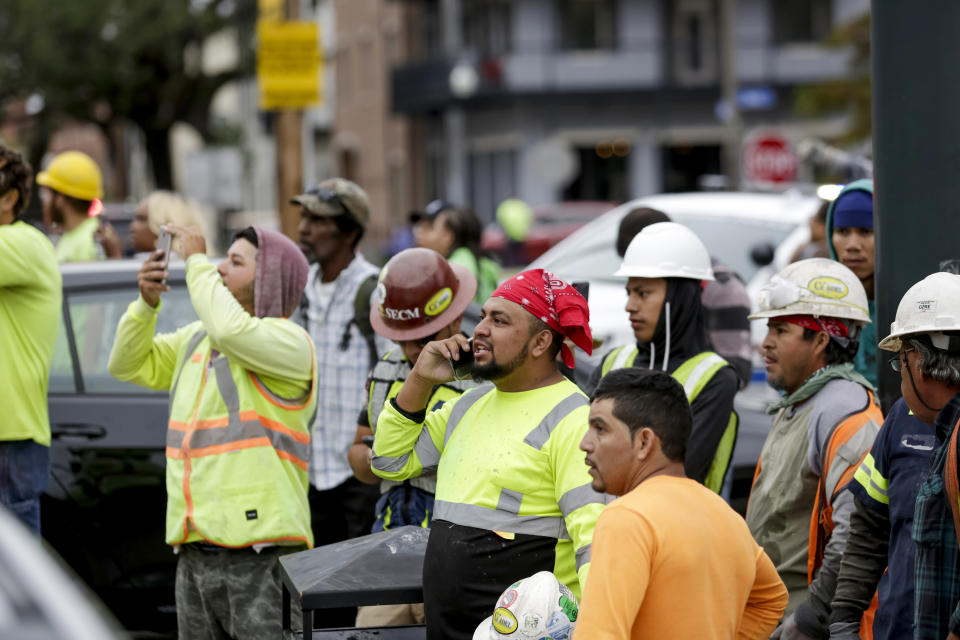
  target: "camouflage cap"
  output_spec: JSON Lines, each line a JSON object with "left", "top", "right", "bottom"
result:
{"left": 291, "top": 177, "right": 370, "bottom": 227}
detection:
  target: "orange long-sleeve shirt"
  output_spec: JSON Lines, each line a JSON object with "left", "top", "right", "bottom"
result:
{"left": 574, "top": 475, "right": 787, "bottom": 640}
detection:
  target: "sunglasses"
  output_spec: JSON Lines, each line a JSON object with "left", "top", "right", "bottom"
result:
{"left": 302, "top": 186, "right": 350, "bottom": 218}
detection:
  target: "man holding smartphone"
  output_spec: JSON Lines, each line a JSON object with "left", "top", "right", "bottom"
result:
{"left": 346, "top": 247, "right": 477, "bottom": 627}
{"left": 108, "top": 224, "right": 317, "bottom": 639}
{"left": 371, "top": 269, "right": 607, "bottom": 639}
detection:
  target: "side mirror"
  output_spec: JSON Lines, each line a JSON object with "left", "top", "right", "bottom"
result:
{"left": 750, "top": 242, "right": 775, "bottom": 267}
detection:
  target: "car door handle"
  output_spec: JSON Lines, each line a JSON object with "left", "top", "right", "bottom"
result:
{"left": 52, "top": 423, "right": 107, "bottom": 440}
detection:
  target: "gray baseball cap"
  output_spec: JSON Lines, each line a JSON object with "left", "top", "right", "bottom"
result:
{"left": 292, "top": 177, "right": 370, "bottom": 227}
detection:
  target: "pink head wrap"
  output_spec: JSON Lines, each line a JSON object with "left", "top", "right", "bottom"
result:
{"left": 491, "top": 269, "right": 592, "bottom": 368}
{"left": 252, "top": 227, "right": 310, "bottom": 319}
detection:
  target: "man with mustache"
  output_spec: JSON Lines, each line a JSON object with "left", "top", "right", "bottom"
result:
{"left": 575, "top": 368, "right": 787, "bottom": 639}
{"left": 746, "top": 258, "right": 881, "bottom": 639}
{"left": 372, "top": 269, "right": 606, "bottom": 639}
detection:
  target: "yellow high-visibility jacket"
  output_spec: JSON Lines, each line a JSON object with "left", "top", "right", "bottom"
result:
{"left": 109, "top": 255, "right": 317, "bottom": 548}
{"left": 372, "top": 376, "right": 606, "bottom": 597}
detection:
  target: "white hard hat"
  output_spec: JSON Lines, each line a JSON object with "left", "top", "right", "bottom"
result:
{"left": 472, "top": 571, "right": 579, "bottom": 640}
{"left": 748, "top": 258, "right": 871, "bottom": 324}
{"left": 878, "top": 272, "right": 960, "bottom": 352}
{"left": 614, "top": 221, "right": 715, "bottom": 281}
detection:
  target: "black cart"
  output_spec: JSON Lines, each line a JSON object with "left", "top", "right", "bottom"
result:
{"left": 280, "top": 526, "right": 429, "bottom": 640}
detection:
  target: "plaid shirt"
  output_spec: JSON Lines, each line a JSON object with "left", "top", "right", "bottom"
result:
{"left": 295, "top": 253, "right": 392, "bottom": 491}
{"left": 913, "top": 389, "right": 960, "bottom": 640}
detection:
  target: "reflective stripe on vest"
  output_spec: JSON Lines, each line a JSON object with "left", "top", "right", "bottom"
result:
{"left": 853, "top": 453, "right": 889, "bottom": 505}
{"left": 164, "top": 325, "right": 316, "bottom": 548}
{"left": 601, "top": 347, "right": 737, "bottom": 494}
{"left": 434, "top": 392, "right": 604, "bottom": 553}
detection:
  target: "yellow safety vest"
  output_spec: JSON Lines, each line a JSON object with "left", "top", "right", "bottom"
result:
{"left": 367, "top": 350, "right": 473, "bottom": 494}
{"left": 164, "top": 328, "right": 317, "bottom": 548}
{"left": 600, "top": 347, "right": 738, "bottom": 493}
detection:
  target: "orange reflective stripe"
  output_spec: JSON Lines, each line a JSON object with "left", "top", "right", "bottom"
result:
{"left": 276, "top": 449, "right": 309, "bottom": 471}
{"left": 257, "top": 414, "right": 310, "bottom": 444}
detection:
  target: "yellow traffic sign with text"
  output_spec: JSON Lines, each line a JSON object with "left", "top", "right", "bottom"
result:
{"left": 257, "top": 21, "right": 322, "bottom": 110}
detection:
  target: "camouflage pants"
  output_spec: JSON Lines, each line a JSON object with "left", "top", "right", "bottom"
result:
{"left": 176, "top": 544, "right": 304, "bottom": 640}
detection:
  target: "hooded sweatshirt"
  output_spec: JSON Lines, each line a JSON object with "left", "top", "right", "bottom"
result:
{"left": 585, "top": 279, "right": 739, "bottom": 483}
{"left": 826, "top": 179, "right": 877, "bottom": 387}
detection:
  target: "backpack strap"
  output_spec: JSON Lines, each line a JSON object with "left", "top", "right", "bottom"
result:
{"left": 339, "top": 273, "right": 380, "bottom": 371}
{"left": 944, "top": 414, "right": 960, "bottom": 550}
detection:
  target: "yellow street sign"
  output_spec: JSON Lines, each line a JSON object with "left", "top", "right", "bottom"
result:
{"left": 257, "top": 20, "right": 322, "bottom": 110}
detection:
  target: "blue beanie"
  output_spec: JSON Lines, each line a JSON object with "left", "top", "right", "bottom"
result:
{"left": 833, "top": 189, "right": 873, "bottom": 229}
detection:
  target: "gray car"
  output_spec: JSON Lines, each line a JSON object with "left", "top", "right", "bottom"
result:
{"left": 45, "top": 259, "right": 196, "bottom": 636}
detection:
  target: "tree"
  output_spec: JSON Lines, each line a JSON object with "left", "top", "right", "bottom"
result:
{"left": 794, "top": 12, "right": 872, "bottom": 146}
{"left": 0, "top": 0, "right": 256, "bottom": 191}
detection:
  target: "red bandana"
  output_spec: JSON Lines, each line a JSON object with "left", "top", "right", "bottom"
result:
{"left": 777, "top": 314, "right": 849, "bottom": 338}
{"left": 491, "top": 269, "right": 592, "bottom": 368}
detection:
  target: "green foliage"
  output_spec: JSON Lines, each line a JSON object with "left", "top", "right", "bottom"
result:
{"left": 794, "top": 12, "right": 872, "bottom": 145}
{"left": 0, "top": 0, "right": 257, "bottom": 187}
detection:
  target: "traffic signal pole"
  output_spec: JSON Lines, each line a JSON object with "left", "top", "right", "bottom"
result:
{"left": 872, "top": 1, "right": 960, "bottom": 410}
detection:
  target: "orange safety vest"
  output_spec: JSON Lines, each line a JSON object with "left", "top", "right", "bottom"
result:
{"left": 750, "top": 390, "right": 882, "bottom": 639}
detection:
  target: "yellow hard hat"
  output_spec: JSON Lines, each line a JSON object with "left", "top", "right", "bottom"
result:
{"left": 37, "top": 151, "right": 104, "bottom": 201}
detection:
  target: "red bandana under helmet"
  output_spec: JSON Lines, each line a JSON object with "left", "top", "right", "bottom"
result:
{"left": 777, "top": 314, "right": 850, "bottom": 338}
{"left": 491, "top": 269, "right": 592, "bottom": 368}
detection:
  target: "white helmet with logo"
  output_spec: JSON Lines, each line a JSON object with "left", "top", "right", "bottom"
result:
{"left": 878, "top": 272, "right": 960, "bottom": 352}
{"left": 748, "top": 258, "right": 871, "bottom": 324}
{"left": 472, "top": 571, "right": 579, "bottom": 640}
{"left": 614, "top": 221, "right": 715, "bottom": 281}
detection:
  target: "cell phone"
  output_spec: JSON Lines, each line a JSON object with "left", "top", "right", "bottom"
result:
{"left": 157, "top": 227, "right": 172, "bottom": 285}
{"left": 572, "top": 281, "right": 590, "bottom": 302}
{"left": 450, "top": 338, "right": 474, "bottom": 381}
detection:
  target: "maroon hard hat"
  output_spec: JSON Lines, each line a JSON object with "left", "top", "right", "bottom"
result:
{"left": 370, "top": 248, "right": 478, "bottom": 341}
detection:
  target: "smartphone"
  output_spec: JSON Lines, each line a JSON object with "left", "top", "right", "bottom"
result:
{"left": 572, "top": 281, "right": 590, "bottom": 302}
{"left": 450, "top": 338, "right": 474, "bottom": 381}
{"left": 157, "top": 227, "right": 172, "bottom": 284}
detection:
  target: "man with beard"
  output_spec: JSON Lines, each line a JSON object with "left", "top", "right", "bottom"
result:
{"left": 586, "top": 221, "right": 739, "bottom": 494}
{"left": 108, "top": 224, "right": 316, "bottom": 638}
{"left": 291, "top": 179, "right": 390, "bottom": 575}
{"left": 371, "top": 269, "right": 606, "bottom": 640}
{"left": 36, "top": 150, "right": 120, "bottom": 261}
{"left": 746, "top": 258, "right": 881, "bottom": 639}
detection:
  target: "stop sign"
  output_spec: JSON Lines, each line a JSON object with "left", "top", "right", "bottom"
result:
{"left": 742, "top": 131, "right": 797, "bottom": 184}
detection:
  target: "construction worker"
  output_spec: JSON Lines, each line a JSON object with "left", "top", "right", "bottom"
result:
{"left": 372, "top": 269, "right": 605, "bottom": 640}
{"left": 108, "top": 224, "right": 316, "bottom": 639}
{"left": 826, "top": 179, "right": 877, "bottom": 386}
{"left": 346, "top": 247, "right": 478, "bottom": 627}
{"left": 0, "top": 145, "right": 61, "bottom": 534}
{"left": 745, "top": 258, "right": 881, "bottom": 639}
{"left": 827, "top": 274, "right": 948, "bottom": 640}
{"left": 850, "top": 272, "right": 960, "bottom": 640}
{"left": 36, "top": 150, "right": 120, "bottom": 261}
{"left": 575, "top": 368, "right": 787, "bottom": 639}
{"left": 587, "top": 221, "right": 739, "bottom": 494}
{"left": 615, "top": 207, "right": 754, "bottom": 387}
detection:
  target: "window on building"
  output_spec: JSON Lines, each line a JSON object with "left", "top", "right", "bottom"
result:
{"left": 462, "top": 0, "right": 513, "bottom": 56}
{"left": 661, "top": 144, "right": 721, "bottom": 193}
{"left": 670, "top": 0, "right": 717, "bottom": 86}
{"left": 559, "top": 0, "right": 618, "bottom": 51}
{"left": 563, "top": 145, "right": 628, "bottom": 203}
{"left": 773, "top": 0, "right": 832, "bottom": 45}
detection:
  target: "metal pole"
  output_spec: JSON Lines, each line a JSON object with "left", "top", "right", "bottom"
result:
{"left": 718, "top": 0, "right": 741, "bottom": 189}
{"left": 872, "top": 0, "right": 960, "bottom": 410}
{"left": 275, "top": 0, "right": 304, "bottom": 241}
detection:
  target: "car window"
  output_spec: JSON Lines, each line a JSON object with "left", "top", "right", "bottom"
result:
{"left": 676, "top": 216, "right": 796, "bottom": 282}
{"left": 51, "top": 287, "right": 198, "bottom": 394}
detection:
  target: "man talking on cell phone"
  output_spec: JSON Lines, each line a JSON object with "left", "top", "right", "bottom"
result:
{"left": 371, "top": 268, "right": 607, "bottom": 639}
{"left": 108, "top": 224, "right": 317, "bottom": 639}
